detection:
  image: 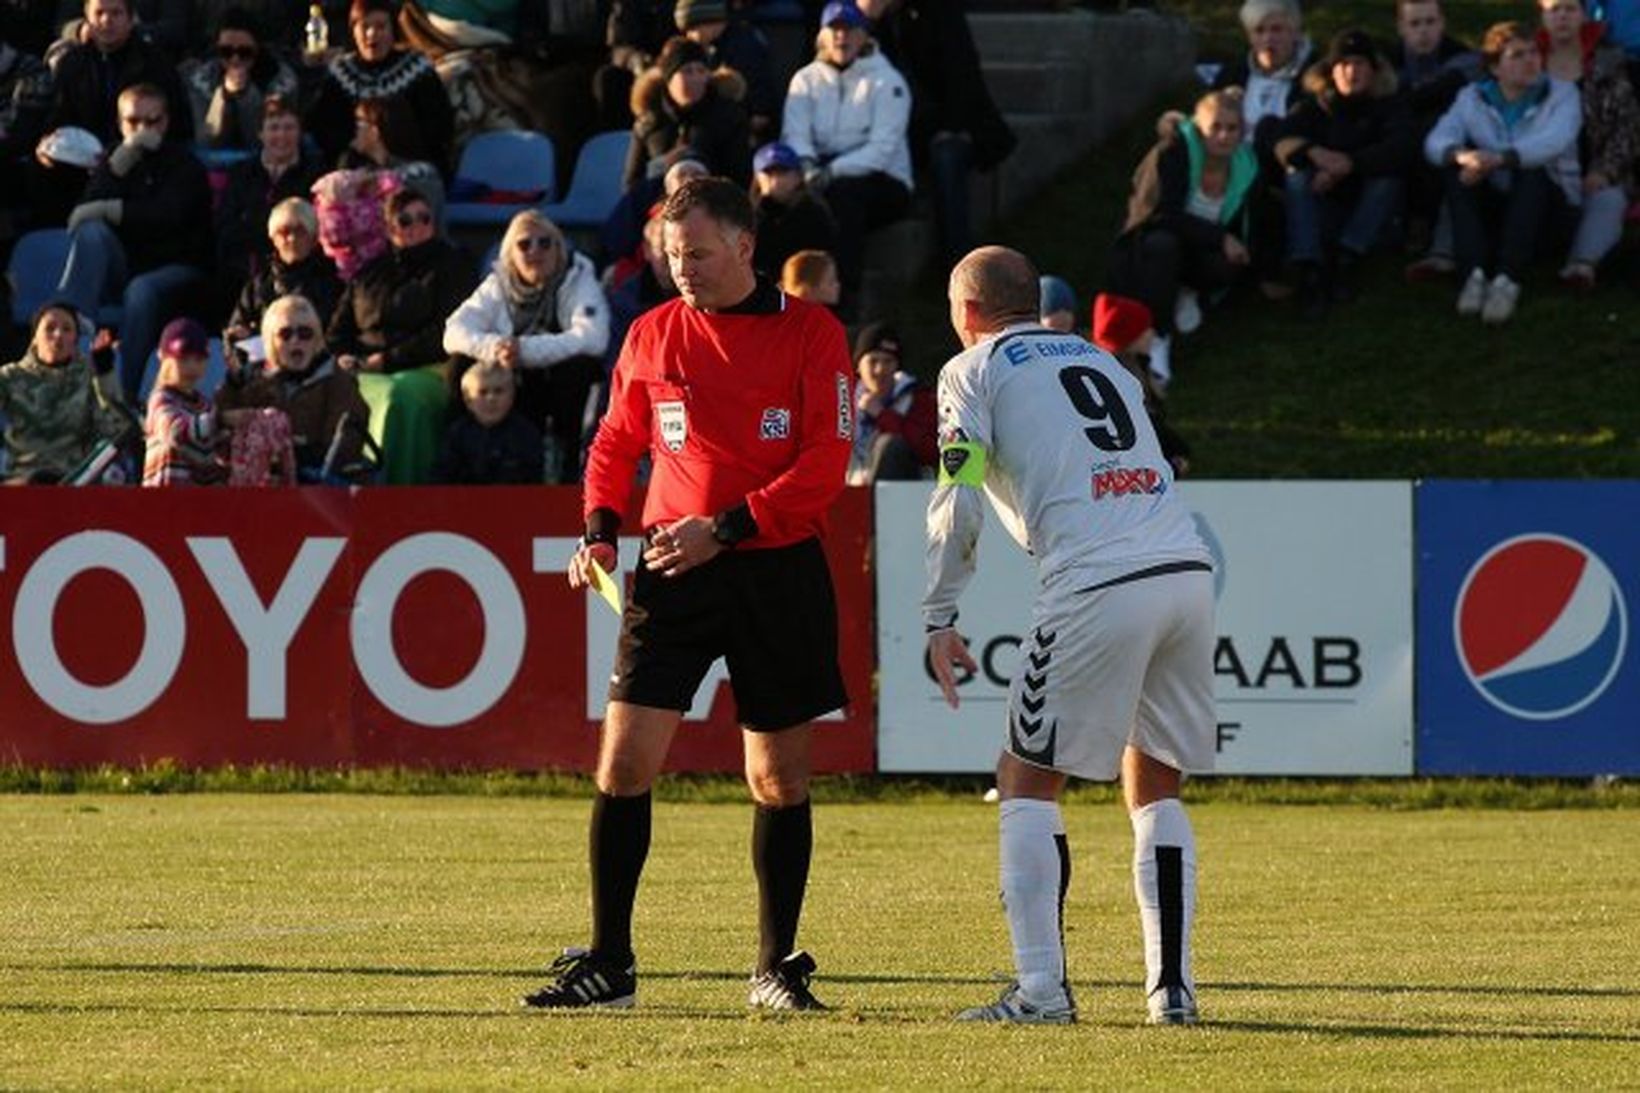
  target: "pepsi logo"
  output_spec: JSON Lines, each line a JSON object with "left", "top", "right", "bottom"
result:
{"left": 1453, "top": 534, "right": 1629, "bottom": 720}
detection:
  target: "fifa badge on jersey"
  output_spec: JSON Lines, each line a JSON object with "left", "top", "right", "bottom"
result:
{"left": 656, "top": 400, "right": 688, "bottom": 452}
{"left": 835, "top": 373, "right": 852, "bottom": 439}
{"left": 760, "top": 407, "right": 791, "bottom": 440}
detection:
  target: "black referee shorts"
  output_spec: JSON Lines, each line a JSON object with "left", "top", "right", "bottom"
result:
{"left": 609, "top": 536, "right": 847, "bottom": 731}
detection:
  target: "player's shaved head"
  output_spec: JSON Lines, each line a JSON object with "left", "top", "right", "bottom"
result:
{"left": 950, "top": 246, "right": 1041, "bottom": 329}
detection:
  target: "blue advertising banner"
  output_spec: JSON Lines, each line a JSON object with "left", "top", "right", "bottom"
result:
{"left": 1416, "top": 481, "right": 1638, "bottom": 775}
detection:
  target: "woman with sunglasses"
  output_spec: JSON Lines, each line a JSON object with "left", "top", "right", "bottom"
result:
{"left": 224, "top": 197, "right": 343, "bottom": 352}
{"left": 443, "top": 209, "right": 610, "bottom": 483}
{"left": 328, "top": 187, "right": 474, "bottom": 483}
{"left": 218, "top": 293, "right": 372, "bottom": 481}
{"left": 181, "top": 9, "right": 298, "bottom": 151}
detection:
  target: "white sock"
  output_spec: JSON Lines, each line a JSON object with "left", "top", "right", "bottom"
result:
{"left": 998, "top": 798, "right": 1070, "bottom": 1004}
{"left": 1130, "top": 798, "right": 1196, "bottom": 999}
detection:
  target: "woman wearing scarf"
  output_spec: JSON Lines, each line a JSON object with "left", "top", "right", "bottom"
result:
{"left": 443, "top": 209, "right": 610, "bottom": 482}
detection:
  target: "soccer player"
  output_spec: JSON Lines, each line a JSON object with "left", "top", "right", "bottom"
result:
{"left": 925, "top": 246, "right": 1216, "bottom": 1026}
{"left": 523, "top": 177, "right": 854, "bottom": 1012}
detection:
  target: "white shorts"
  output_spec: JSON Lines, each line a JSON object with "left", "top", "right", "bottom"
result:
{"left": 1004, "top": 566, "right": 1216, "bottom": 782}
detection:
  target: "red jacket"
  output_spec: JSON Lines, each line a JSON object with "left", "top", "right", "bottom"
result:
{"left": 584, "top": 282, "right": 853, "bottom": 549}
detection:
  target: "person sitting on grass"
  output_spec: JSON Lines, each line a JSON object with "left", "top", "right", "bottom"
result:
{"left": 142, "top": 317, "right": 226, "bottom": 486}
{"left": 1090, "top": 292, "right": 1192, "bottom": 478}
{"left": 431, "top": 361, "right": 545, "bottom": 485}
{"left": 1424, "top": 20, "right": 1581, "bottom": 325}
{"left": 1038, "top": 274, "right": 1079, "bottom": 333}
{"left": 1537, "top": 0, "right": 1640, "bottom": 291}
{"left": 1107, "top": 88, "right": 1258, "bottom": 388}
{"left": 1271, "top": 29, "right": 1417, "bottom": 316}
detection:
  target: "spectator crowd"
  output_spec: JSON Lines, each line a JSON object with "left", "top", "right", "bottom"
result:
{"left": 4, "top": 0, "right": 1635, "bottom": 487}
{"left": 1076, "top": 0, "right": 1639, "bottom": 402}
{"left": 1, "top": 0, "right": 1009, "bottom": 487}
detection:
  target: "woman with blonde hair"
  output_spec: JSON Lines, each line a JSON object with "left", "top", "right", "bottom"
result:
{"left": 1107, "top": 88, "right": 1259, "bottom": 387}
{"left": 443, "top": 208, "right": 610, "bottom": 482}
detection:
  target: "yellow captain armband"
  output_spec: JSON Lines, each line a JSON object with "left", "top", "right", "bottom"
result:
{"left": 938, "top": 442, "right": 987, "bottom": 486}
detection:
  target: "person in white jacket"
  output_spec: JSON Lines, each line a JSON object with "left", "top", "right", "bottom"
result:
{"left": 781, "top": 0, "right": 913, "bottom": 316}
{"left": 1423, "top": 20, "right": 1581, "bottom": 324}
{"left": 443, "top": 209, "right": 611, "bottom": 481}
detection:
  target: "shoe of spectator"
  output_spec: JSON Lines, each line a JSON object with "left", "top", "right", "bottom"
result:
{"left": 1406, "top": 254, "right": 1456, "bottom": 283}
{"left": 1148, "top": 334, "right": 1173, "bottom": 392}
{"left": 1558, "top": 262, "right": 1596, "bottom": 291}
{"left": 1258, "top": 278, "right": 1295, "bottom": 301}
{"left": 1481, "top": 274, "right": 1521, "bottom": 325}
{"left": 1455, "top": 269, "right": 1488, "bottom": 317}
{"left": 1294, "top": 262, "right": 1326, "bottom": 320}
{"left": 1173, "top": 288, "right": 1202, "bottom": 335}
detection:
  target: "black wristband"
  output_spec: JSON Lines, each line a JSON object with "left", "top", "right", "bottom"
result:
{"left": 584, "top": 506, "right": 621, "bottom": 547}
{"left": 711, "top": 502, "right": 757, "bottom": 548}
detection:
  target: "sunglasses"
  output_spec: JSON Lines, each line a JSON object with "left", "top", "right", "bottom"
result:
{"left": 516, "top": 236, "right": 556, "bottom": 253}
{"left": 217, "top": 44, "right": 257, "bottom": 60}
{"left": 395, "top": 211, "right": 434, "bottom": 228}
{"left": 276, "top": 325, "right": 317, "bottom": 342}
{"left": 121, "top": 113, "right": 165, "bottom": 127}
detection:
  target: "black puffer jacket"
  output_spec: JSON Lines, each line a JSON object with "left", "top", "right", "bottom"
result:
{"left": 624, "top": 65, "right": 750, "bottom": 188}
{"left": 1272, "top": 60, "right": 1418, "bottom": 179}
{"left": 81, "top": 138, "right": 211, "bottom": 273}
{"left": 228, "top": 251, "right": 345, "bottom": 337}
{"left": 327, "top": 238, "right": 474, "bottom": 373}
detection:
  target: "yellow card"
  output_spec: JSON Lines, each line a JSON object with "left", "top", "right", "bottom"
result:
{"left": 589, "top": 557, "right": 623, "bottom": 616}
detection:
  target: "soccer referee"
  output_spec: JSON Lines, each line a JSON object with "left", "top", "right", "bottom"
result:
{"left": 523, "top": 177, "right": 854, "bottom": 1012}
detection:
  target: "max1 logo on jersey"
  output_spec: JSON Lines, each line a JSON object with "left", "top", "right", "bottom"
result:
{"left": 1092, "top": 467, "right": 1166, "bottom": 500}
{"left": 1454, "top": 534, "right": 1629, "bottom": 720}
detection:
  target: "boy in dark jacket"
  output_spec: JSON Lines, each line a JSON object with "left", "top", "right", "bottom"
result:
{"left": 433, "top": 360, "right": 544, "bottom": 484}
{"left": 1272, "top": 29, "right": 1417, "bottom": 312}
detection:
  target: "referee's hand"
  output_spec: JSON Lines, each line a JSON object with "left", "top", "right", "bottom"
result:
{"left": 643, "top": 516, "right": 723, "bottom": 578}
{"left": 567, "top": 540, "right": 617, "bottom": 590}
{"left": 926, "top": 629, "right": 976, "bottom": 710}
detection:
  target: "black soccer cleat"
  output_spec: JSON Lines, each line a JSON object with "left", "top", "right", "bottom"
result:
{"left": 748, "top": 950, "right": 828, "bottom": 1011}
{"left": 521, "top": 947, "right": 636, "bottom": 1009}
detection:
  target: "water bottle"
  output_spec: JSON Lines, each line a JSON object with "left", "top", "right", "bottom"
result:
{"left": 304, "top": 4, "right": 329, "bottom": 57}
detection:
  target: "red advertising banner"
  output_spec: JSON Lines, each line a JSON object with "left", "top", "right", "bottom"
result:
{"left": 0, "top": 487, "right": 876, "bottom": 773}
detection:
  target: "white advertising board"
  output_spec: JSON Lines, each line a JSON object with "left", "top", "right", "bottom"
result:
{"left": 874, "top": 481, "right": 1414, "bottom": 775}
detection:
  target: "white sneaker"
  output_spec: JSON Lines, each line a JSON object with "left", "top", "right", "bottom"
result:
{"left": 1481, "top": 274, "right": 1521, "bottom": 325}
{"left": 1455, "top": 268, "right": 1488, "bottom": 316}
{"left": 1146, "top": 984, "right": 1200, "bottom": 1026}
{"left": 956, "top": 982, "right": 1077, "bottom": 1025}
{"left": 1148, "top": 334, "right": 1173, "bottom": 392}
{"left": 1173, "top": 288, "right": 1202, "bottom": 335}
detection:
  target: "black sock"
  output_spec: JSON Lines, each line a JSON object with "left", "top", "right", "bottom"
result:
{"left": 589, "top": 790, "right": 650, "bottom": 966}
{"left": 752, "top": 798, "right": 812, "bottom": 975}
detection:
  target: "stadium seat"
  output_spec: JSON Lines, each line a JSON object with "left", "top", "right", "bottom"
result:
{"left": 447, "top": 130, "right": 557, "bottom": 228}
{"left": 541, "top": 131, "right": 634, "bottom": 230}
{"left": 7, "top": 228, "right": 70, "bottom": 329}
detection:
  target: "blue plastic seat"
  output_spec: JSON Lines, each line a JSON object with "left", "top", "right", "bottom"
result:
{"left": 542, "top": 131, "right": 634, "bottom": 229}
{"left": 8, "top": 228, "right": 71, "bottom": 328}
{"left": 447, "top": 130, "right": 557, "bottom": 227}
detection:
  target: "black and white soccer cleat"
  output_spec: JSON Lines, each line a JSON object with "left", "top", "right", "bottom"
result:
{"left": 748, "top": 950, "right": 828, "bottom": 1011}
{"left": 1146, "top": 983, "right": 1200, "bottom": 1026}
{"left": 521, "top": 947, "right": 636, "bottom": 1009}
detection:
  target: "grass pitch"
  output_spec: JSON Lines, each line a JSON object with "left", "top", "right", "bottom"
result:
{"left": 2, "top": 793, "right": 1637, "bottom": 1090}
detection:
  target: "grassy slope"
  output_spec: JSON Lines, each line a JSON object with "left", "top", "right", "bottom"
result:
{"left": 896, "top": 0, "right": 1639, "bottom": 478}
{"left": 2, "top": 795, "right": 1637, "bottom": 1089}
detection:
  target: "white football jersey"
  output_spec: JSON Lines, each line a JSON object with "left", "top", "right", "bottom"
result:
{"left": 924, "top": 323, "right": 1210, "bottom": 629}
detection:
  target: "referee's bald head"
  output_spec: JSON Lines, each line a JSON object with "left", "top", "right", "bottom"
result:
{"left": 950, "top": 246, "right": 1041, "bottom": 336}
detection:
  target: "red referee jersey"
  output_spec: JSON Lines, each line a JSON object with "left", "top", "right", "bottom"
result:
{"left": 584, "top": 284, "right": 854, "bottom": 549}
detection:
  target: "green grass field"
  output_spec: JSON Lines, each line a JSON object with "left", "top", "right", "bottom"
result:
{"left": 4, "top": 792, "right": 1638, "bottom": 1089}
